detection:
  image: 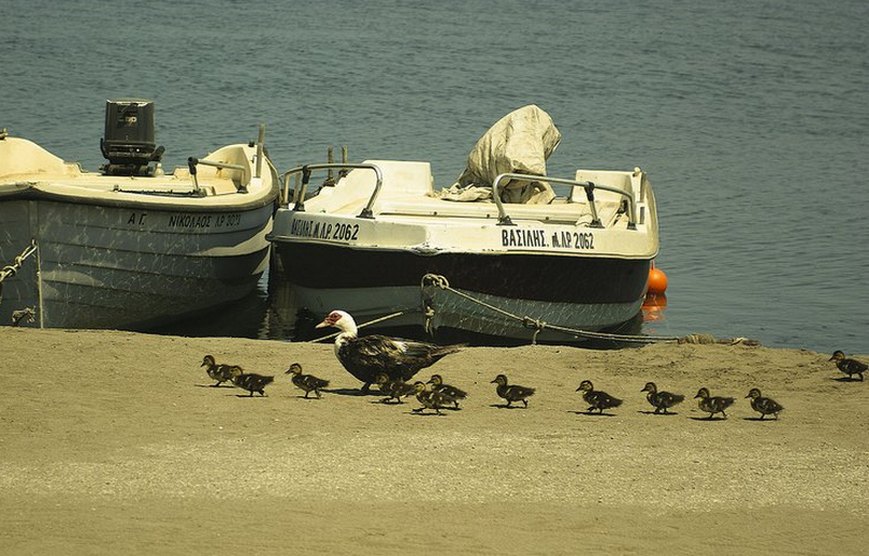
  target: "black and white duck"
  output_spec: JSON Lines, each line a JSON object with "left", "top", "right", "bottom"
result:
{"left": 375, "top": 373, "right": 417, "bottom": 404}
{"left": 576, "top": 380, "right": 622, "bottom": 414}
{"left": 694, "top": 387, "right": 734, "bottom": 419}
{"left": 640, "top": 382, "right": 685, "bottom": 414}
{"left": 411, "top": 381, "right": 453, "bottom": 415}
{"left": 745, "top": 388, "right": 784, "bottom": 420}
{"left": 315, "top": 310, "right": 462, "bottom": 392}
{"left": 427, "top": 374, "right": 467, "bottom": 408}
{"left": 200, "top": 354, "right": 241, "bottom": 387}
{"left": 228, "top": 367, "right": 274, "bottom": 397}
{"left": 829, "top": 350, "right": 867, "bottom": 381}
{"left": 285, "top": 362, "right": 330, "bottom": 399}
{"left": 491, "top": 374, "right": 535, "bottom": 408}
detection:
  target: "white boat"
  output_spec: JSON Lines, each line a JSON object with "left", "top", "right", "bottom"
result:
{"left": 267, "top": 106, "right": 659, "bottom": 344}
{"left": 0, "top": 99, "right": 279, "bottom": 329}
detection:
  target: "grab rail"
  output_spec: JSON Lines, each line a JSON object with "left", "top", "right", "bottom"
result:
{"left": 492, "top": 172, "right": 637, "bottom": 229}
{"left": 187, "top": 157, "right": 248, "bottom": 194}
{"left": 279, "top": 163, "right": 383, "bottom": 218}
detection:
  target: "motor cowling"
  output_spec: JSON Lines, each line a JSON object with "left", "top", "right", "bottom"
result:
{"left": 100, "top": 98, "right": 164, "bottom": 175}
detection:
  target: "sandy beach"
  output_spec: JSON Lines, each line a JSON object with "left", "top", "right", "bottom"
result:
{"left": 0, "top": 327, "right": 866, "bottom": 554}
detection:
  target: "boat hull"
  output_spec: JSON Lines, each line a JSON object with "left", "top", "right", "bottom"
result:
{"left": 271, "top": 242, "right": 650, "bottom": 343}
{"left": 0, "top": 199, "right": 273, "bottom": 329}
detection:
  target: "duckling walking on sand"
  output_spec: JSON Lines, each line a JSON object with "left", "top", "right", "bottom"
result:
{"left": 411, "top": 381, "right": 453, "bottom": 415}
{"left": 829, "top": 350, "right": 867, "bottom": 381}
{"left": 694, "top": 387, "right": 734, "bottom": 419}
{"left": 491, "top": 374, "right": 535, "bottom": 408}
{"left": 427, "top": 374, "right": 467, "bottom": 408}
{"left": 201, "top": 355, "right": 241, "bottom": 387}
{"left": 576, "top": 380, "right": 623, "bottom": 414}
{"left": 229, "top": 367, "right": 274, "bottom": 397}
{"left": 641, "top": 382, "right": 685, "bottom": 414}
{"left": 375, "top": 373, "right": 417, "bottom": 404}
{"left": 285, "top": 363, "right": 330, "bottom": 399}
{"left": 746, "top": 388, "right": 784, "bottom": 420}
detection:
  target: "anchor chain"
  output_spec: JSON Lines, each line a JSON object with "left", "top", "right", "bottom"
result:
{"left": 0, "top": 239, "right": 38, "bottom": 308}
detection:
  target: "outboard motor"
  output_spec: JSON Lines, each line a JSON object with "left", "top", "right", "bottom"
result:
{"left": 100, "top": 98, "right": 165, "bottom": 176}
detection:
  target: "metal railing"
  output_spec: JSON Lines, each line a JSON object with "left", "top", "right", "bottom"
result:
{"left": 279, "top": 163, "right": 384, "bottom": 219}
{"left": 492, "top": 172, "right": 637, "bottom": 229}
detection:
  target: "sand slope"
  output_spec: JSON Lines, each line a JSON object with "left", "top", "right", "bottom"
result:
{"left": 1, "top": 327, "right": 867, "bottom": 554}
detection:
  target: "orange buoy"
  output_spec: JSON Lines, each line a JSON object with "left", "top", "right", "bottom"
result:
{"left": 647, "top": 265, "right": 668, "bottom": 295}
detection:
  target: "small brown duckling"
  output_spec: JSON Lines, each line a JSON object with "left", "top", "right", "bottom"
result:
{"left": 411, "top": 381, "right": 452, "bottom": 415}
{"left": 576, "top": 380, "right": 623, "bottom": 414}
{"left": 201, "top": 354, "right": 241, "bottom": 387}
{"left": 285, "top": 362, "right": 330, "bottom": 399}
{"left": 375, "top": 373, "right": 417, "bottom": 404}
{"left": 746, "top": 388, "right": 784, "bottom": 420}
{"left": 491, "top": 374, "right": 535, "bottom": 408}
{"left": 427, "top": 374, "right": 467, "bottom": 408}
{"left": 640, "top": 382, "right": 685, "bottom": 414}
{"left": 694, "top": 387, "right": 734, "bottom": 419}
{"left": 228, "top": 367, "right": 274, "bottom": 397}
{"left": 829, "top": 350, "right": 867, "bottom": 381}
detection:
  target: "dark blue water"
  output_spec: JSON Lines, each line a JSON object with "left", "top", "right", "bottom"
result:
{"left": 2, "top": 0, "right": 867, "bottom": 353}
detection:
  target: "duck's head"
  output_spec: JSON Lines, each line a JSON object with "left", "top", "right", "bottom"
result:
{"left": 694, "top": 387, "right": 711, "bottom": 399}
{"left": 427, "top": 374, "right": 444, "bottom": 386}
{"left": 641, "top": 382, "right": 657, "bottom": 393}
{"left": 576, "top": 380, "right": 594, "bottom": 392}
{"left": 285, "top": 362, "right": 303, "bottom": 376}
{"left": 746, "top": 387, "right": 762, "bottom": 399}
{"left": 201, "top": 355, "right": 215, "bottom": 367}
{"left": 491, "top": 374, "right": 508, "bottom": 386}
{"left": 829, "top": 350, "right": 846, "bottom": 362}
{"left": 316, "top": 310, "right": 357, "bottom": 333}
{"left": 412, "top": 381, "right": 427, "bottom": 393}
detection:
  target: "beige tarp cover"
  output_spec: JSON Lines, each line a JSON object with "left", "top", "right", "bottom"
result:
{"left": 440, "top": 104, "right": 562, "bottom": 204}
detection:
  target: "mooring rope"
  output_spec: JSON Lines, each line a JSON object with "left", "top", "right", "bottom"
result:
{"left": 0, "top": 239, "right": 38, "bottom": 305}
{"left": 420, "top": 273, "right": 684, "bottom": 344}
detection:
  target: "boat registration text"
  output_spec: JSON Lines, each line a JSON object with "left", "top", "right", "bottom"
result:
{"left": 502, "top": 229, "right": 595, "bottom": 250}
{"left": 290, "top": 218, "right": 359, "bottom": 241}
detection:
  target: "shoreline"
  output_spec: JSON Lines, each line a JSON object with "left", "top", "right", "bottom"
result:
{"left": 1, "top": 327, "right": 866, "bottom": 554}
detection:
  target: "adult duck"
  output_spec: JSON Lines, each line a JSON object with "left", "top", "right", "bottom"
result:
{"left": 316, "top": 310, "right": 462, "bottom": 392}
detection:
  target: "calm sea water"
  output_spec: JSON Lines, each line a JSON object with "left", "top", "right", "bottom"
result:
{"left": 2, "top": 0, "right": 867, "bottom": 354}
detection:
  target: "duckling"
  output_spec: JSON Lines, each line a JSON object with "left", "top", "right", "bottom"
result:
{"left": 427, "top": 374, "right": 467, "bottom": 408}
{"left": 746, "top": 388, "right": 784, "bottom": 420}
{"left": 228, "top": 367, "right": 274, "bottom": 397}
{"left": 829, "top": 350, "right": 867, "bottom": 381}
{"left": 640, "top": 382, "right": 685, "bottom": 414}
{"left": 694, "top": 387, "right": 734, "bottom": 419}
{"left": 285, "top": 362, "right": 330, "bottom": 399}
{"left": 375, "top": 373, "right": 417, "bottom": 404}
{"left": 411, "top": 381, "right": 452, "bottom": 415}
{"left": 491, "top": 374, "right": 535, "bottom": 408}
{"left": 200, "top": 354, "right": 241, "bottom": 387}
{"left": 576, "top": 380, "right": 623, "bottom": 414}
